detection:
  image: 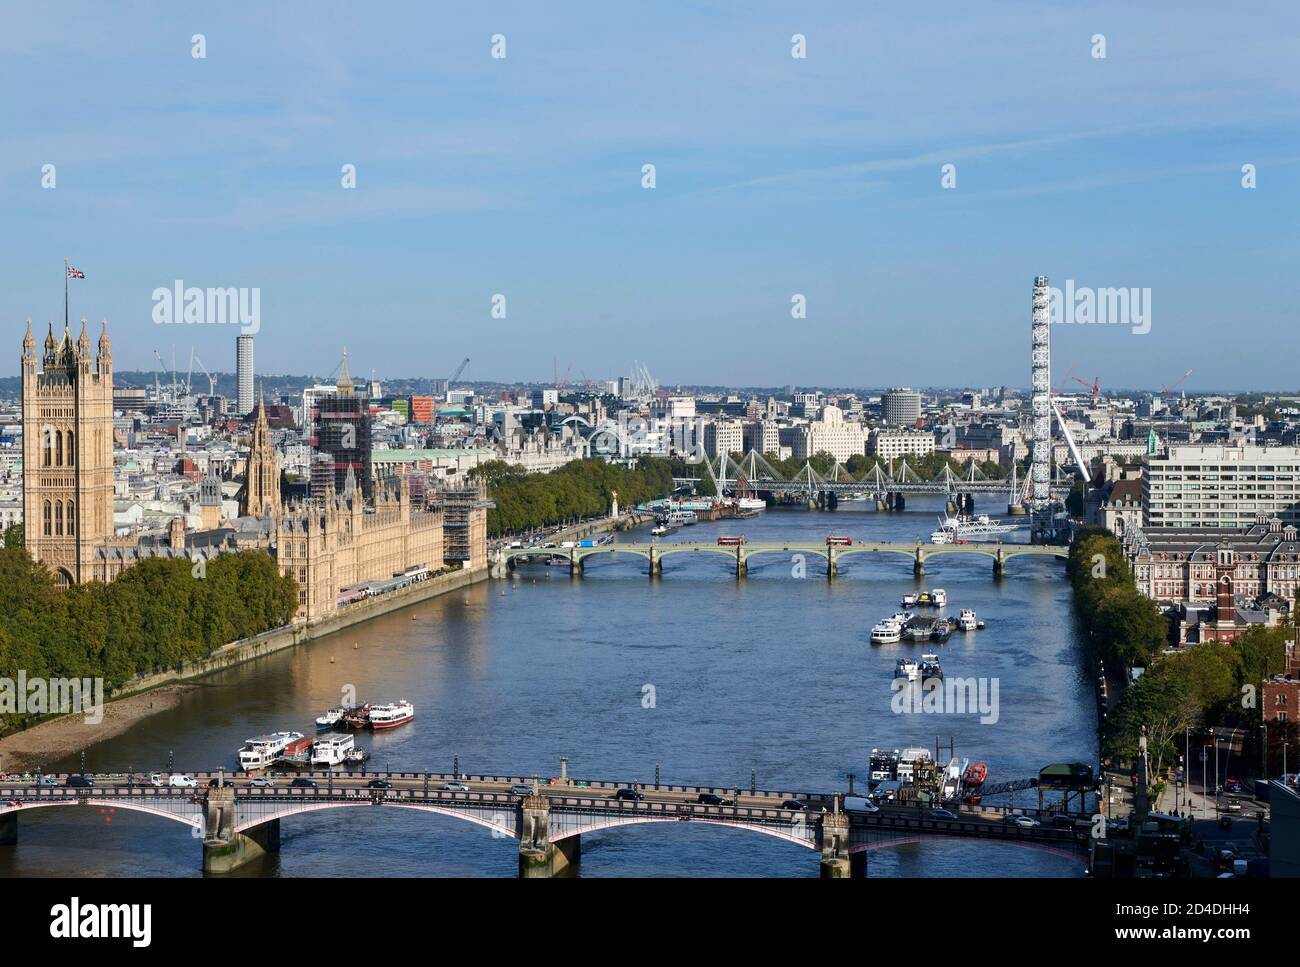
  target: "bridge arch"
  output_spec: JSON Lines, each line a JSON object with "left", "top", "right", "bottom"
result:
{"left": 853, "top": 832, "right": 1086, "bottom": 863}
{"left": 233, "top": 798, "right": 520, "bottom": 837}
{"left": 0, "top": 798, "right": 203, "bottom": 831}
{"left": 549, "top": 812, "right": 815, "bottom": 850}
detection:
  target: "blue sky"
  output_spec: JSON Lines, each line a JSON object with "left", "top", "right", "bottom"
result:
{"left": 2, "top": 1, "right": 1298, "bottom": 390}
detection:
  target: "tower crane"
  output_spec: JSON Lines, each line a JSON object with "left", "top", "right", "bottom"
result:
{"left": 1071, "top": 375, "right": 1101, "bottom": 405}
{"left": 1161, "top": 369, "right": 1193, "bottom": 399}
{"left": 448, "top": 357, "right": 470, "bottom": 387}
{"left": 192, "top": 354, "right": 217, "bottom": 396}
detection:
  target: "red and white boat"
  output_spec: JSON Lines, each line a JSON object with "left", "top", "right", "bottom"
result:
{"left": 963, "top": 762, "right": 988, "bottom": 786}
{"left": 368, "top": 700, "right": 414, "bottom": 729}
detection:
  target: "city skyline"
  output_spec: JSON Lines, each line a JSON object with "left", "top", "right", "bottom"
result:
{"left": 2, "top": 2, "right": 1298, "bottom": 388}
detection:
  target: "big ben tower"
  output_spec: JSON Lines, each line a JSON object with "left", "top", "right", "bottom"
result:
{"left": 21, "top": 318, "right": 115, "bottom": 586}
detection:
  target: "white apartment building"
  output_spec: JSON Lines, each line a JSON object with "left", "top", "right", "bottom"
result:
{"left": 869, "top": 428, "right": 936, "bottom": 461}
{"left": 743, "top": 419, "right": 780, "bottom": 455}
{"left": 1144, "top": 444, "right": 1300, "bottom": 528}
{"left": 704, "top": 419, "right": 744, "bottom": 458}
{"left": 790, "top": 405, "right": 868, "bottom": 462}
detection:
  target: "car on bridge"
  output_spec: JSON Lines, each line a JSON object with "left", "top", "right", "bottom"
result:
{"left": 929, "top": 808, "right": 959, "bottom": 821}
{"left": 697, "top": 793, "right": 734, "bottom": 806}
{"left": 169, "top": 774, "right": 198, "bottom": 788}
{"left": 34, "top": 775, "right": 57, "bottom": 787}
{"left": 246, "top": 777, "right": 274, "bottom": 787}
{"left": 441, "top": 781, "right": 470, "bottom": 792}
{"left": 1003, "top": 814, "right": 1040, "bottom": 828}
{"left": 367, "top": 779, "right": 393, "bottom": 789}
{"left": 511, "top": 783, "right": 536, "bottom": 796}
{"left": 782, "top": 799, "right": 809, "bottom": 811}
{"left": 65, "top": 775, "right": 94, "bottom": 787}
{"left": 613, "top": 787, "right": 645, "bottom": 802}
{"left": 289, "top": 777, "right": 318, "bottom": 789}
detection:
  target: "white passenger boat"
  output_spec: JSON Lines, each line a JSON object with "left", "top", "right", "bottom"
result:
{"left": 931, "top": 588, "right": 948, "bottom": 608}
{"left": 310, "top": 733, "right": 355, "bottom": 766}
{"left": 870, "top": 619, "right": 902, "bottom": 644}
{"left": 368, "top": 700, "right": 414, "bottom": 730}
{"left": 238, "top": 731, "right": 304, "bottom": 771}
{"left": 958, "top": 608, "right": 982, "bottom": 631}
{"left": 736, "top": 497, "right": 766, "bottom": 512}
{"left": 901, "top": 592, "right": 919, "bottom": 607}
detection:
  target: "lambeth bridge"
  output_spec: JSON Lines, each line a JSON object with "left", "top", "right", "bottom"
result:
{"left": 0, "top": 768, "right": 1093, "bottom": 877}
{"left": 495, "top": 539, "right": 1070, "bottom": 580}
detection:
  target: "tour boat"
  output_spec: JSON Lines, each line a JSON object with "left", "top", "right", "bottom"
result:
{"left": 920, "top": 653, "right": 943, "bottom": 681}
{"left": 310, "top": 733, "right": 355, "bottom": 767}
{"left": 958, "top": 608, "right": 980, "bottom": 631}
{"left": 870, "top": 619, "right": 902, "bottom": 644}
{"left": 736, "top": 497, "right": 766, "bottom": 513}
{"left": 368, "top": 700, "right": 414, "bottom": 730}
{"left": 237, "top": 731, "right": 304, "bottom": 771}
{"left": 894, "top": 657, "right": 919, "bottom": 682}
{"left": 916, "top": 592, "right": 933, "bottom": 606}
{"left": 901, "top": 592, "right": 919, "bottom": 607}
{"left": 315, "top": 706, "right": 348, "bottom": 730}
{"left": 931, "top": 588, "right": 948, "bottom": 607}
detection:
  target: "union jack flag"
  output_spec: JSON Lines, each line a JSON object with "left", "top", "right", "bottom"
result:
{"left": 67, "top": 266, "right": 84, "bottom": 279}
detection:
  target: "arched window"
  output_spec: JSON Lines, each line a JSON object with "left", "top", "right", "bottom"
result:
{"left": 54, "top": 431, "right": 63, "bottom": 466}
{"left": 67, "top": 430, "right": 74, "bottom": 466}
{"left": 66, "top": 500, "right": 75, "bottom": 536}
{"left": 43, "top": 501, "right": 52, "bottom": 536}
{"left": 43, "top": 431, "right": 52, "bottom": 466}
{"left": 54, "top": 499, "right": 63, "bottom": 536}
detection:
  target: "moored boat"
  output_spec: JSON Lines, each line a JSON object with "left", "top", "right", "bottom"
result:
{"left": 870, "top": 618, "right": 903, "bottom": 644}
{"left": 237, "top": 731, "right": 304, "bottom": 771}
{"left": 311, "top": 733, "right": 355, "bottom": 766}
{"left": 901, "top": 592, "right": 919, "bottom": 607}
{"left": 315, "top": 706, "right": 348, "bottom": 730}
{"left": 931, "top": 619, "right": 954, "bottom": 643}
{"left": 920, "top": 653, "right": 943, "bottom": 681}
{"left": 958, "top": 608, "right": 979, "bottom": 631}
{"left": 368, "top": 699, "right": 414, "bottom": 729}
{"left": 343, "top": 746, "right": 370, "bottom": 766}
{"left": 894, "top": 657, "right": 919, "bottom": 681}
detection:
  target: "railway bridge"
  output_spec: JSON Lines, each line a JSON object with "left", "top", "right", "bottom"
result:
{"left": 495, "top": 540, "right": 1069, "bottom": 580}
{"left": 1, "top": 767, "right": 1092, "bottom": 877}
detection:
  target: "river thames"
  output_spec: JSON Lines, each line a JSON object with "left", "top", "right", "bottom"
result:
{"left": 1, "top": 497, "right": 1096, "bottom": 877}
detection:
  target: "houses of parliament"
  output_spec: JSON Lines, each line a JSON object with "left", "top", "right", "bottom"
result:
{"left": 20, "top": 319, "right": 488, "bottom": 623}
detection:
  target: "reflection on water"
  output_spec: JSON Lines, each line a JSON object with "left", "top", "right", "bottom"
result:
{"left": 1, "top": 499, "right": 1095, "bottom": 877}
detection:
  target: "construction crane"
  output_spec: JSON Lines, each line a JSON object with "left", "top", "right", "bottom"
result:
{"left": 1161, "top": 369, "right": 1193, "bottom": 399}
{"left": 1072, "top": 375, "right": 1101, "bottom": 405}
{"left": 448, "top": 357, "right": 470, "bottom": 388}
{"left": 192, "top": 354, "right": 217, "bottom": 396}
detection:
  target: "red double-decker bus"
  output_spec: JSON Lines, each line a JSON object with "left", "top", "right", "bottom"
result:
{"left": 717, "top": 536, "right": 746, "bottom": 546}
{"left": 826, "top": 535, "right": 852, "bottom": 546}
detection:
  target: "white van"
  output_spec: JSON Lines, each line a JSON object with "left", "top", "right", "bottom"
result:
{"left": 168, "top": 774, "right": 197, "bottom": 788}
{"left": 842, "top": 795, "right": 879, "bottom": 814}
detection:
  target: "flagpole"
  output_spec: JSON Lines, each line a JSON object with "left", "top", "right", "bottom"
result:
{"left": 64, "top": 258, "right": 69, "bottom": 330}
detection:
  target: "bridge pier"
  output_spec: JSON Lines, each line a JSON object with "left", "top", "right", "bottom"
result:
{"left": 826, "top": 546, "right": 837, "bottom": 581}
{"left": 0, "top": 811, "right": 16, "bottom": 845}
{"left": 913, "top": 545, "right": 925, "bottom": 578}
{"left": 518, "top": 794, "right": 580, "bottom": 878}
{"left": 203, "top": 818, "right": 280, "bottom": 874}
{"left": 648, "top": 546, "right": 662, "bottom": 578}
{"left": 569, "top": 550, "right": 583, "bottom": 577}
{"left": 993, "top": 547, "right": 1005, "bottom": 580}
{"left": 201, "top": 786, "right": 280, "bottom": 874}
{"left": 736, "top": 548, "right": 747, "bottom": 579}
{"left": 818, "top": 810, "right": 852, "bottom": 878}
